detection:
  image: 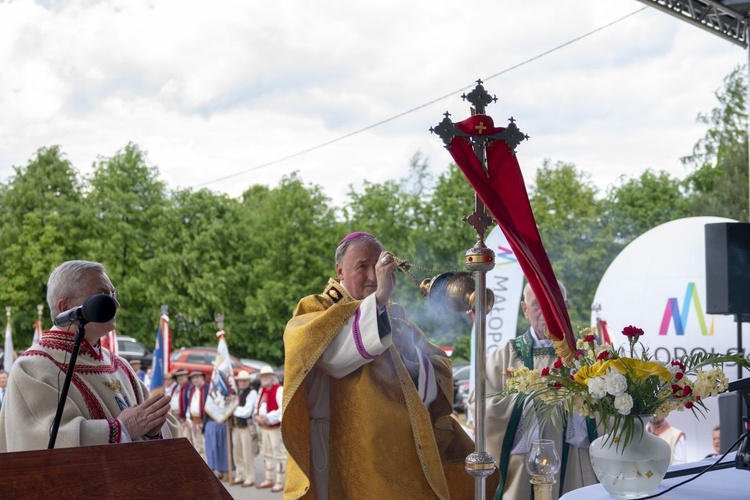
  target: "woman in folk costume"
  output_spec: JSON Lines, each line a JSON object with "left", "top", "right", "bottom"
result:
{"left": 0, "top": 260, "right": 175, "bottom": 451}
{"left": 283, "top": 232, "right": 497, "bottom": 499}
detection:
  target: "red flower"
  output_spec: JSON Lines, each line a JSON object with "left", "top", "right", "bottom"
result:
{"left": 541, "top": 367, "right": 551, "bottom": 376}
{"left": 505, "top": 370, "right": 512, "bottom": 378}
{"left": 584, "top": 334, "right": 596, "bottom": 343}
{"left": 696, "top": 396, "right": 702, "bottom": 402}
{"left": 684, "top": 401, "right": 694, "bottom": 409}
{"left": 575, "top": 351, "right": 584, "bottom": 360}
{"left": 671, "top": 360, "right": 686, "bottom": 371}
{"left": 675, "top": 372, "right": 684, "bottom": 381}
{"left": 622, "top": 325, "right": 645, "bottom": 338}
{"left": 553, "top": 382, "right": 562, "bottom": 388}
{"left": 554, "top": 357, "right": 564, "bottom": 369}
{"left": 671, "top": 384, "right": 681, "bottom": 395}
{"left": 597, "top": 351, "right": 611, "bottom": 360}
{"left": 682, "top": 385, "right": 692, "bottom": 397}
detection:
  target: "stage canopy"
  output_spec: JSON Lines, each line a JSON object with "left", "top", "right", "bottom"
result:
{"left": 637, "top": 0, "right": 750, "bottom": 47}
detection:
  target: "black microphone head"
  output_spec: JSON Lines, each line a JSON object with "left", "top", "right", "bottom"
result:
{"left": 81, "top": 294, "right": 117, "bottom": 323}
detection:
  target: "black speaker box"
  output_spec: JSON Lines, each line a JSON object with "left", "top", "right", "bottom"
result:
{"left": 718, "top": 391, "right": 748, "bottom": 453}
{"left": 705, "top": 222, "right": 750, "bottom": 315}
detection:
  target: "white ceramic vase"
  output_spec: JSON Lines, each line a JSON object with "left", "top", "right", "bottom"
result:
{"left": 589, "top": 415, "right": 671, "bottom": 499}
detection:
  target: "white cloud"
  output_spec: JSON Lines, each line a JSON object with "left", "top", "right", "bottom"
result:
{"left": 0, "top": 0, "right": 746, "bottom": 205}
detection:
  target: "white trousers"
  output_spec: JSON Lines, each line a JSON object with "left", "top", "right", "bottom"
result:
{"left": 259, "top": 426, "right": 286, "bottom": 484}
{"left": 232, "top": 426, "right": 256, "bottom": 483}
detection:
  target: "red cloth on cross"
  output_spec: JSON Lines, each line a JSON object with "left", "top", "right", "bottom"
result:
{"left": 448, "top": 114, "right": 576, "bottom": 358}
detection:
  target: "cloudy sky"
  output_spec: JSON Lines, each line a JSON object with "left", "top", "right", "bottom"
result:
{"left": 0, "top": 0, "right": 746, "bottom": 204}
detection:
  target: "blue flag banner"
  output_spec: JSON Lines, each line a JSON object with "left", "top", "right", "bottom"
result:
{"left": 149, "top": 319, "right": 166, "bottom": 396}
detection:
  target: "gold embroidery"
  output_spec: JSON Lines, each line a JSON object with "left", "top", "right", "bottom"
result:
{"left": 103, "top": 380, "right": 122, "bottom": 393}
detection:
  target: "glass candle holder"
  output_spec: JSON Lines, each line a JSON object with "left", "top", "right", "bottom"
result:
{"left": 526, "top": 439, "right": 561, "bottom": 500}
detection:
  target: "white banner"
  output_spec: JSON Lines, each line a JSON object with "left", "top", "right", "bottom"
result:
{"left": 469, "top": 225, "right": 524, "bottom": 421}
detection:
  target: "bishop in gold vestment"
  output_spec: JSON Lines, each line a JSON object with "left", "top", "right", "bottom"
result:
{"left": 283, "top": 233, "right": 495, "bottom": 499}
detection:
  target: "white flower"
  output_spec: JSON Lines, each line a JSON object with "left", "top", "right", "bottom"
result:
{"left": 588, "top": 376, "right": 607, "bottom": 399}
{"left": 604, "top": 369, "right": 628, "bottom": 396}
{"left": 614, "top": 393, "right": 634, "bottom": 415}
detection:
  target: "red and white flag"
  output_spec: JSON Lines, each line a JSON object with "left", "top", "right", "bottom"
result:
{"left": 101, "top": 330, "right": 118, "bottom": 356}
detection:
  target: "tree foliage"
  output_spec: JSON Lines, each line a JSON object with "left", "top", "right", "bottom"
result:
{"left": 0, "top": 66, "right": 747, "bottom": 365}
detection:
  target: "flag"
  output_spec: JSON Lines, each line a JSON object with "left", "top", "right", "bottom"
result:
{"left": 160, "top": 314, "right": 171, "bottom": 373}
{"left": 4, "top": 312, "right": 14, "bottom": 372}
{"left": 148, "top": 315, "right": 170, "bottom": 396}
{"left": 32, "top": 319, "right": 42, "bottom": 345}
{"left": 204, "top": 330, "right": 239, "bottom": 423}
{"left": 101, "top": 330, "right": 118, "bottom": 355}
{"left": 447, "top": 113, "right": 576, "bottom": 362}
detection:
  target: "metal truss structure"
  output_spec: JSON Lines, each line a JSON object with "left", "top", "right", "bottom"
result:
{"left": 636, "top": 0, "right": 750, "bottom": 47}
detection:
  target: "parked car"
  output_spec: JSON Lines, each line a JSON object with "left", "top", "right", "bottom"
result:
{"left": 117, "top": 335, "right": 153, "bottom": 370}
{"left": 452, "top": 363, "right": 471, "bottom": 413}
{"left": 171, "top": 347, "right": 260, "bottom": 378}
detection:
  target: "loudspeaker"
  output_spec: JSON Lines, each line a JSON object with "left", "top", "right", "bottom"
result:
{"left": 705, "top": 222, "right": 750, "bottom": 315}
{"left": 718, "top": 391, "right": 748, "bottom": 453}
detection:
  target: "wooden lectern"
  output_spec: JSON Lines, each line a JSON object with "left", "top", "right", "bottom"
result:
{"left": 0, "top": 437, "right": 232, "bottom": 498}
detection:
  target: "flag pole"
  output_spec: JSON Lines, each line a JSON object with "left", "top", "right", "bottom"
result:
{"left": 34, "top": 304, "right": 44, "bottom": 345}
{"left": 216, "top": 312, "right": 235, "bottom": 485}
{"left": 5, "top": 307, "right": 14, "bottom": 372}
{"left": 161, "top": 305, "right": 170, "bottom": 375}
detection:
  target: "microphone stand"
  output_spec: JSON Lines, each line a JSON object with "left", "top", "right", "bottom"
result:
{"left": 47, "top": 322, "right": 87, "bottom": 449}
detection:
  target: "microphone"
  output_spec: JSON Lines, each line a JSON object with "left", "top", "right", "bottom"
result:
{"left": 53, "top": 294, "right": 117, "bottom": 327}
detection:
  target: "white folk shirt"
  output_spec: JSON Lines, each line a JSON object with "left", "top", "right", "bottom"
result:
{"left": 187, "top": 386, "right": 203, "bottom": 420}
{"left": 233, "top": 389, "right": 258, "bottom": 419}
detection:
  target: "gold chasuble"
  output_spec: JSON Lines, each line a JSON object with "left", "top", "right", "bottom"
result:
{"left": 283, "top": 279, "right": 497, "bottom": 499}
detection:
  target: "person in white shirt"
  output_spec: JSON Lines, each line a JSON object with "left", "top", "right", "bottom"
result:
{"left": 647, "top": 415, "right": 687, "bottom": 464}
{"left": 231, "top": 370, "right": 259, "bottom": 488}
{"left": 255, "top": 366, "right": 284, "bottom": 492}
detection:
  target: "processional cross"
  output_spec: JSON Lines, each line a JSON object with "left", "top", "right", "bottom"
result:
{"left": 430, "top": 79, "right": 528, "bottom": 499}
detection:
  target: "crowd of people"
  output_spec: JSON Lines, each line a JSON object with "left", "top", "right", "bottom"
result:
{"left": 0, "top": 241, "right": 732, "bottom": 499}
{"left": 164, "top": 361, "right": 288, "bottom": 492}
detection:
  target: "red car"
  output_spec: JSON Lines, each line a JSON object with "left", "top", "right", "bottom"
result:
{"left": 169, "top": 347, "right": 259, "bottom": 378}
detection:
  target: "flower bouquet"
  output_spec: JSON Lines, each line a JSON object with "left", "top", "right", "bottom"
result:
{"left": 504, "top": 325, "right": 749, "bottom": 447}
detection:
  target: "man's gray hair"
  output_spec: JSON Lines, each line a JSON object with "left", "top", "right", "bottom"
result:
{"left": 47, "top": 260, "right": 106, "bottom": 319}
{"left": 334, "top": 234, "right": 384, "bottom": 264}
{"left": 523, "top": 280, "right": 567, "bottom": 302}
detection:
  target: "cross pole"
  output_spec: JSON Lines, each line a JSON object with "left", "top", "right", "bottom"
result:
{"left": 431, "top": 79, "right": 528, "bottom": 499}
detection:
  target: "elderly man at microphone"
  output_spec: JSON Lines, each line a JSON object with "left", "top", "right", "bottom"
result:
{"left": 0, "top": 260, "right": 176, "bottom": 451}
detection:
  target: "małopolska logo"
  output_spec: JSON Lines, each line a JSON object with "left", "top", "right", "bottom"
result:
{"left": 658, "top": 282, "right": 714, "bottom": 336}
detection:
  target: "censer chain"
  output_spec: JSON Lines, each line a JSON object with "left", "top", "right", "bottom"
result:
{"left": 391, "top": 255, "right": 458, "bottom": 296}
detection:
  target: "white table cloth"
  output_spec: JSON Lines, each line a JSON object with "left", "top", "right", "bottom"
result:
{"left": 560, "top": 453, "right": 749, "bottom": 499}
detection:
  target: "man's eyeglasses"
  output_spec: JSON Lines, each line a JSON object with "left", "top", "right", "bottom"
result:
{"left": 68, "top": 290, "right": 118, "bottom": 301}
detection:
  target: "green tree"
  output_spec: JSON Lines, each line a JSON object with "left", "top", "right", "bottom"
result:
{"left": 529, "top": 160, "right": 613, "bottom": 330}
{"left": 0, "top": 146, "right": 88, "bottom": 345}
{"left": 141, "top": 188, "right": 250, "bottom": 351}
{"left": 240, "top": 174, "right": 340, "bottom": 364}
{"left": 603, "top": 169, "right": 692, "bottom": 244}
{"left": 682, "top": 65, "right": 749, "bottom": 221}
{"left": 83, "top": 143, "right": 169, "bottom": 344}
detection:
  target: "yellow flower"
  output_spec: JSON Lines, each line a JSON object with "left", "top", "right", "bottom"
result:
{"left": 610, "top": 358, "right": 671, "bottom": 382}
{"left": 573, "top": 360, "right": 612, "bottom": 384}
